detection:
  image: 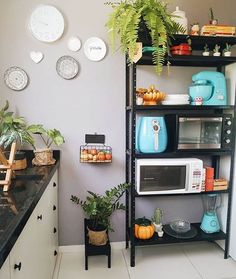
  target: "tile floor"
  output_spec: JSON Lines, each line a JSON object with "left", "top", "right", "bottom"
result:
{"left": 54, "top": 242, "right": 236, "bottom": 279}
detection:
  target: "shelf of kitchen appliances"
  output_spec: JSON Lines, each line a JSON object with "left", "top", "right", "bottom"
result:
{"left": 134, "top": 189, "right": 229, "bottom": 197}
{"left": 133, "top": 105, "right": 234, "bottom": 111}
{"left": 137, "top": 54, "right": 236, "bottom": 67}
{"left": 129, "top": 223, "right": 226, "bottom": 246}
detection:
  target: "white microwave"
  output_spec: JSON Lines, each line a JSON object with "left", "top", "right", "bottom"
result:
{"left": 136, "top": 158, "right": 203, "bottom": 195}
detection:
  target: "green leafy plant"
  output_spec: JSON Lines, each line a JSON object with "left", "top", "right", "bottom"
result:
{"left": 213, "top": 44, "right": 220, "bottom": 53}
{"left": 105, "top": 0, "right": 185, "bottom": 74}
{"left": 223, "top": 43, "right": 231, "bottom": 53}
{"left": 71, "top": 183, "right": 130, "bottom": 231}
{"left": 0, "top": 101, "right": 35, "bottom": 150}
{"left": 27, "top": 124, "right": 65, "bottom": 150}
{"left": 203, "top": 44, "right": 209, "bottom": 52}
{"left": 152, "top": 208, "right": 163, "bottom": 224}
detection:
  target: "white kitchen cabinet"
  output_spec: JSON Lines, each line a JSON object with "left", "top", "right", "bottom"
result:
{"left": 9, "top": 170, "right": 58, "bottom": 279}
{"left": 0, "top": 256, "right": 10, "bottom": 279}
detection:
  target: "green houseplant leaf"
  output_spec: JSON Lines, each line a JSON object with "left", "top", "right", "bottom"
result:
{"left": 105, "top": 0, "right": 185, "bottom": 74}
{"left": 71, "top": 183, "right": 130, "bottom": 231}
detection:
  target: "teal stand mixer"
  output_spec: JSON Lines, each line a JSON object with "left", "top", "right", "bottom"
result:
{"left": 200, "top": 194, "right": 221, "bottom": 233}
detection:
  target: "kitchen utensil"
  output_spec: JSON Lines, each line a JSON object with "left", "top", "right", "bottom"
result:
{"left": 163, "top": 224, "right": 197, "bottom": 239}
{"left": 200, "top": 194, "right": 221, "bottom": 233}
{"left": 170, "top": 220, "right": 191, "bottom": 233}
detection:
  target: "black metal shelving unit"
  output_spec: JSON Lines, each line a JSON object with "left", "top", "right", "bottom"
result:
{"left": 125, "top": 35, "right": 236, "bottom": 267}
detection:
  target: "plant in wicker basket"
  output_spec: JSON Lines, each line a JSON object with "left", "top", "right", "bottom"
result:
{"left": 71, "top": 183, "right": 130, "bottom": 245}
{"left": 27, "top": 124, "right": 65, "bottom": 166}
{"left": 0, "top": 101, "right": 35, "bottom": 170}
{"left": 105, "top": 0, "right": 185, "bottom": 75}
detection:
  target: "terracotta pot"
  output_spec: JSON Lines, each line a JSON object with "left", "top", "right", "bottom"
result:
{"left": 32, "top": 149, "right": 56, "bottom": 166}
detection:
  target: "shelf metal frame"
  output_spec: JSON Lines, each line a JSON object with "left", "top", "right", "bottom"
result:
{"left": 125, "top": 37, "right": 236, "bottom": 267}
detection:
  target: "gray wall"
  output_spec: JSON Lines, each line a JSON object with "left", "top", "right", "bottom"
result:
{"left": 0, "top": 0, "right": 235, "bottom": 245}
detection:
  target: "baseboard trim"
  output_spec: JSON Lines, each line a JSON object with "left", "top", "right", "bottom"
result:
{"left": 59, "top": 241, "right": 125, "bottom": 253}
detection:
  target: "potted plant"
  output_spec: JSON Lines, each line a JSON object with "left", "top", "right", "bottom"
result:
{"left": 202, "top": 44, "right": 210, "bottom": 56}
{"left": 27, "top": 124, "right": 65, "bottom": 166}
{"left": 71, "top": 182, "right": 129, "bottom": 245}
{"left": 152, "top": 208, "right": 164, "bottom": 237}
{"left": 105, "top": 0, "right": 185, "bottom": 75}
{"left": 0, "top": 101, "right": 35, "bottom": 170}
{"left": 223, "top": 43, "right": 232, "bottom": 57}
{"left": 213, "top": 44, "right": 221, "bottom": 56}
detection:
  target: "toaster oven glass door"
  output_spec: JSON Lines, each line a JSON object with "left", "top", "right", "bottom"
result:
{"left": 140, "top": 165, "right": 186, "bottom": 193}
{"left": 178, "top": 117, "right": 222, "bottom": 149}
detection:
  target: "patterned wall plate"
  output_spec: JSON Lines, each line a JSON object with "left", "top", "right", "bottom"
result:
{"left": 56, "top": 56, "right": 79, "bottom": 79}
{"left": 4, "top": 66, "right": 29, "bottom": 91}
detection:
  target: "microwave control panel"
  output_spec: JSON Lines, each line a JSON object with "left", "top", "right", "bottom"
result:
{"left": 222, "top": 115, "right": 233, "bottom": 149}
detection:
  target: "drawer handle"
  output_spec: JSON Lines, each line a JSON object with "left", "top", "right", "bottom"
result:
{"left": 53, "top": 182, "right": 57, "bottom": 187}
{"left": 53, "top": 205, "right": 57, "bottom": 211}
{"left": 37, "top": 215, "right": 43, "bottom": 220}
{"left": 54, "top": 250, "right": 58, "bottom": 256}
{"left": 54, "top": 227, "right": 57, "bottom": 234}
{"left": 14, "top": 262, "right": 22, "bottom": 271}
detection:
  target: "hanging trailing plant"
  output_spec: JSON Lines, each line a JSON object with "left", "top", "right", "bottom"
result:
{"left": 105, "top": 0, "right": 185, "bottom": 74}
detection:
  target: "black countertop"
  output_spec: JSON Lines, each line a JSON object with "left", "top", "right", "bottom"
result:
{"left": 0, "top": 150, "right": 60, "bottom": 268}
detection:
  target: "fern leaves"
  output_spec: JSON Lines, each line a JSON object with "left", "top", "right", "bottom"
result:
{"left": 105, "top": 0, "right": 184, "bottom": 75}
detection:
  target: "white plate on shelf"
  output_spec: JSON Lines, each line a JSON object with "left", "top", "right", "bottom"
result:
{"left": 165, "top": 94, "right": 189, "bottom": 100}
{"left": 84, "top": 37, "right": 107, "bottom": 61}
{"left": 162, "top": 100, "right": 189, "bottom": 105}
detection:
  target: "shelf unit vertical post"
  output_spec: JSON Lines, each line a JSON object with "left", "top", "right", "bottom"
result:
{"left": 125, "top": 58, "right": 130, "bottom": 249}
{"left": 129, "top": 63, "right": 137, "bottom": 267}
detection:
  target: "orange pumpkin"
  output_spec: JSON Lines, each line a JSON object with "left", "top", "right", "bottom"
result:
{"left": 135, "top": 217, "right": 155, "bottom": 240}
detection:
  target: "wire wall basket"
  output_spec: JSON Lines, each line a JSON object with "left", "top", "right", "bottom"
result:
{"left": 80, "top": 134, "right": 112, "bottom": 163}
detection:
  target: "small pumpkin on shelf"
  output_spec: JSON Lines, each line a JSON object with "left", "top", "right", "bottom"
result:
{"left": 135, "top": 217, "right": 155, "bottom": 240}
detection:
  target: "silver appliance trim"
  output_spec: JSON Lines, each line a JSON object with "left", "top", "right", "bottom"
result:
{"left": 179, "top": 117, "right": 222, "bottom": 122}
{"left": 178, "top": 143, "right": 221, "bottom": 149}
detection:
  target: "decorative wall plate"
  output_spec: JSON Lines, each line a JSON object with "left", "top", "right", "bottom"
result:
{"left": 84, "top": 37, "right": 107, "bottom": 61}
{"left": 67, "top": 36, "right": 81, "bottom": 52}
{"left": 56, "top": 56, "right": 79, "bottom": 79}
{"left": 30, "top": 51, "right": 44, "bottom": 63}
{"left": 4, "top": 67, "right": 29, "bottom": 91}
{"left": 29, "top": 5, "right": 65, "bottom": 43}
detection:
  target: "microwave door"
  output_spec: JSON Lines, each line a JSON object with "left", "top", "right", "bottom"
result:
{"left": 139, "top": 165, "right": 186, "bottom": 194}
{"left": 178, "top": 117, "right": 222, "bottom": 149}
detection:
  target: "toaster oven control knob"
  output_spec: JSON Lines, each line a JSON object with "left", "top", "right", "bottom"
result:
{"left": 226, "top": 129, "right": 232, "bottom": 135}
{"left": 225, "top": 138, "right": 231, "bottom": 144}
{"left": 226, "top": 120, "right": 232, "bottom": 126}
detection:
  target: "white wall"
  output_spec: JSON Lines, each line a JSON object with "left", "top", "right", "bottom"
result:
{"left": 0, "top": 0, "right": 236, "bottom": 245}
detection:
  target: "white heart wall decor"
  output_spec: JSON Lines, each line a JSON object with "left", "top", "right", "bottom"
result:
{"left": 30, "top": 51, "right": 44, "bottom": 64}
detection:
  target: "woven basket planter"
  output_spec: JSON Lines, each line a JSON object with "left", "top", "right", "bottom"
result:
{"left": 32, "top": 149, "right": 56, "bottom": 166}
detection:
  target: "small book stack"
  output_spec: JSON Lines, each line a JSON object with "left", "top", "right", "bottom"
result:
{"left": 201, "top": 25, "right": 235, "bottom": 36}
{"left": 213, "top": 179, "right": 228, "bottom": 191}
